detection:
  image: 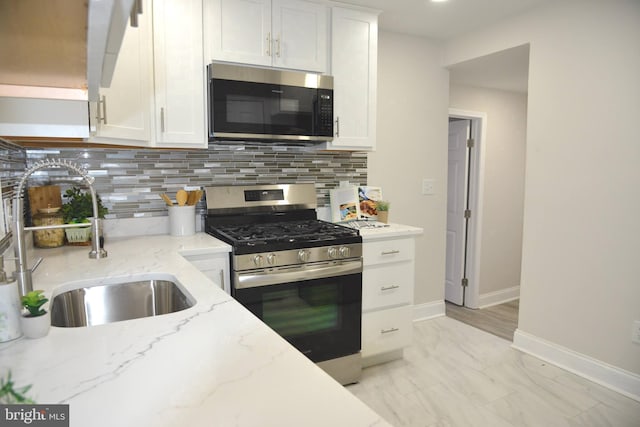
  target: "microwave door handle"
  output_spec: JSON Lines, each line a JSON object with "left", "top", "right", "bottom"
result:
{"left": 335, "top": 116, "right": 340, "bottom": 137}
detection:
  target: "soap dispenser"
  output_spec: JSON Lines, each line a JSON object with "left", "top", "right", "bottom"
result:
{"left": 0, "top": 255, "right": 22, "bottom": 342}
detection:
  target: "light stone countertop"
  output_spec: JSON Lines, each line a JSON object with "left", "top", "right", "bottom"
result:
{"left": 0, "top": 233, "right": 388, "bottom": 427}
{"left": 357, "top": 222, "right": 424, "bottom": 241}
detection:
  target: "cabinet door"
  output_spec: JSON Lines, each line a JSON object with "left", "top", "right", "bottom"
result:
{"left": 206, "top": 0, "right": 272, "bottom": 67}
{"left": 90, "top": 0, "right": 153, "bottom": 144}
{"left": 272, "top": 0, "right": 327, "bottom": 72}
{"left": 184, "top": 252, "right": 230, "bottom": 293}
{"left": 153, "top": 0, "right": 207, "bottom": 148}
{"left": 328, "top": 7, "right": 377, "bottom": 150}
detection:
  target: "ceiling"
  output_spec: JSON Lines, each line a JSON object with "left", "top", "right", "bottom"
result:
{"left": 341, "top": 0, "right": 554, "bottom": 93}
{"left": 340, "top": 0, "right": 552, "bottom": 40}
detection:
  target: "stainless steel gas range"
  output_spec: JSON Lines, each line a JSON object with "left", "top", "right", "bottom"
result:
{"left": 204, "top": 184, "right": 362, "bottom": 385}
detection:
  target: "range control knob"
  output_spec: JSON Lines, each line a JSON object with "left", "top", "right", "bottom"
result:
{"left": 298, "top": 249, "right": 311, "bottom": 262}
{"left": 327, "top": 247, "right": 338, "bottom": 259}
{"left": 253, "top": 255, "right": 264, "bottom": 267}
{"left": 339, "top": 246, "right": 351, "bottom": 258}
{"left": 266, "top": 253, "right": 276, "bottom": 265}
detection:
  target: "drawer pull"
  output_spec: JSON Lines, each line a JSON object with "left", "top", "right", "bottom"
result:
{"left": 381, "top": 250, "right": 400, "bottom": 255}
{"left": 381, "top": 327, "right": 399, "bottom": 334}
{"left": 381, "top": 284, "right": 400, "bottom": 291}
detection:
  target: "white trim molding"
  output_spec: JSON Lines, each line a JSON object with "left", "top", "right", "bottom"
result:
{"left": 513, "top": 329, "right": 640, "bottom": 402}
{"left": 413, "top": 300, "right": 446, "bottom": 322}
{"left": 478, "top": 285, "right": 520, "bottom": 309}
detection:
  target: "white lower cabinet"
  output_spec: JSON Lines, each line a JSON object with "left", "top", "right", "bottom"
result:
{"left": 361, "top": 235, "right": 415, "bottom": 367}
{"left": 183, "top": 252, "right": 230, "bottom": 294}
{"left": 362, "top": 306, "right": 413, "bottom": 359}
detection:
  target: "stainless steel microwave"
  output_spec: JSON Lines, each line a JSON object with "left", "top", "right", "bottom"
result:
{"left": 207, "top": 63, "right": 334, "bottom": 143}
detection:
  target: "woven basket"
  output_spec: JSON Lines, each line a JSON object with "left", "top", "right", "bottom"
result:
{"left": 65, "top": 226, "right": 91, "bottom": 244}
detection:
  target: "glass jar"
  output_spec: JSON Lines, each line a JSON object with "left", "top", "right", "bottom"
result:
{"left": 32, "top": 210, "right": 65, "bottom": 248}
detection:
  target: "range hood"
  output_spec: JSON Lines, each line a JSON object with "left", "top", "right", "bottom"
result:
{"left": 0, "top": 0, "right": 136, "bottom": 138}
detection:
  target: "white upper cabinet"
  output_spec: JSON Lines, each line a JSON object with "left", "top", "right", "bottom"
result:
{"left": 271, "top": 0, "right": 327, "bottom": 71}
{"left": 90, "top": 0, "right": 207, "bottom": 149}
{"left": 324, "top": 7, "right": 378, "bottom": 151}
{"left": 205, "top": 0, "right": 328, "bottom": 73}
{"left": 153, "top": 0, "right": 207, "bottom": 147}
{"left": 206, "top": 0, "right": 272, "bottom": 67}
{"left": 89, "top": 0, "right": 153, "bottom": 145}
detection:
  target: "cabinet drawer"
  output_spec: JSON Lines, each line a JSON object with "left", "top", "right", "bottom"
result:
{"left": 363, "top": 238, "right": 414, "bottom": 266}
{"left": 362, "top": 263, "right": 413, "bottom": 311}
{"left": 362, "top": 306, "right": 413, "bottom": 358}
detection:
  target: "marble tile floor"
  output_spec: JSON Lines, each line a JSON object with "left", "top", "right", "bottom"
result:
{"left": 347, "top": 316, "right": 640, "bottom": 427}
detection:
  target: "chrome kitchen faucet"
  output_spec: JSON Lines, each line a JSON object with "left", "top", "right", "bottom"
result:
{"left": 12, "top": 159, "right": 107, "bottom": 297}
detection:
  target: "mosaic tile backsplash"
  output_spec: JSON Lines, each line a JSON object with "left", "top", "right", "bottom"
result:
{"left": 24, "top": 143, "right": 368, "bottom": 219}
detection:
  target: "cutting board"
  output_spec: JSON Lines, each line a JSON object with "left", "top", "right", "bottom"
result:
{"left": 28, "top": 185, "right": 62, "bottom": 215}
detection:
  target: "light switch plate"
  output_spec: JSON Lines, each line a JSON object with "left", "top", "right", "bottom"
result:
{"left": 422, "top": 179, "right": 435, "bottom": 195}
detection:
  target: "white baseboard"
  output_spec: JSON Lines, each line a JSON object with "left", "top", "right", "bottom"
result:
{"left": 413, "top": 300, "right": 446, "bottom": 322}
{"left": 478, "top": 285, "right": 520, "bottom": 309}
{"left": 513, "top": 329, "right": 640, "bottom": 402}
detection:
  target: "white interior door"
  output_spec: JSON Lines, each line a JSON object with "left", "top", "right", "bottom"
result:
{"left": 445, "top": 120, "right": 470, "bottom": 305}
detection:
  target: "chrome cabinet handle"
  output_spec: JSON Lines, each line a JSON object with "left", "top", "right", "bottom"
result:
{"left": 219, "top": 269, "right": 224, "bottom": 290}
{"left": 381, "top": 250, "right": 400, "bottom": 255}
{"left": 335, "top": 116, "right": 340, "bottom": 137}
{"left": 102, "top": 96, "right": 107, "bottom": 125}
{"left": 266, "top": 32, "right": 271, "bottom": 56}
{"left": 275, "top": 35, "right": 281, "bottom": 57}
{"left": 130, "top": 0, "right": 142, "bottom": 27}
{"left": 97, "top": 95, "right": 107, "bottom": 124}
{"left": 160, "top": 108, "right": 165, "bottom": 132}
{"left": 381, "top": 284, "right": 400, "bottom": 291}
{"left": 381, "top": 327, "right": 399, "bottom": 334}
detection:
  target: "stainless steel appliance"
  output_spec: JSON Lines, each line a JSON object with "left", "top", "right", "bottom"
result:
{"left": 207, "top": 63, "right": 334, "bottom": 143}
{"left": 204, "top": 184, "right": 362, "bottom": 385}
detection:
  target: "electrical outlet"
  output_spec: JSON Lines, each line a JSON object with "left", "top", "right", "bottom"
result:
{"left": 422, "top": 179, "right": 435, "bottom": 195}
{"left": 632, "top": 320, "right": 640, "bottom": 345}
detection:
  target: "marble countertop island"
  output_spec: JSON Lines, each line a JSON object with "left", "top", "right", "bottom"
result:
{"left": 0, "top": 233, "right": 388, "bottom": 427}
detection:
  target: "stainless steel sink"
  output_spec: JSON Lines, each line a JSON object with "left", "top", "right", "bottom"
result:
{"left": 50, "top": 279, "right": 194, "bottom": 327}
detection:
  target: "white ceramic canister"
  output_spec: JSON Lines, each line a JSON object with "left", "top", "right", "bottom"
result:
{"left": 0, "top": 280, "right": 23, "bottom": 342}
{"left": 169, "top": 205, "right": 196, "bottom": 236}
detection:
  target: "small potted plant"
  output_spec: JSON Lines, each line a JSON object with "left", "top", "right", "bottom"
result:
{"left": 61, "top": 186, "right": 108, "bottom": 245}
{"left": 375, "top": 200, "right": 390, "bottom": 223}
{"left": 0, "top": 371, "right": 35, "bottom": 404}
{"left": 20, "top": 290, "right": 50, "bottom": 339}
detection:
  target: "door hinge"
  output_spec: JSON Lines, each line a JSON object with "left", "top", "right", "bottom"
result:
{"left": 461, "top": 278, "right": 469, "bottom": 287}
{"left": 464, "top": 209, "right": 471, "bottom": 219}
{"left": 467, "top": 138, "right": 475, "bottom": 148}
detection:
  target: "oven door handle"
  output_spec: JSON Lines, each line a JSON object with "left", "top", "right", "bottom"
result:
{"left": 235, "top": 259, "right": 362, "bottom": 289}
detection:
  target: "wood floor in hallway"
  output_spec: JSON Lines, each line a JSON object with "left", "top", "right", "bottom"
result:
{"left": 445, "top": 299, "right": 519, "bottom": 341}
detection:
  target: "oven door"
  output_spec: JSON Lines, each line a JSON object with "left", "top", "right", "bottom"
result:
{"left": 232, "top": 260, "right": 362, "bottom": 363}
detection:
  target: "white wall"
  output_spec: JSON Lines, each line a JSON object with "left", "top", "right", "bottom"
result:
{"left": 449, "top": 84, "right": 527, "bottom": 299}
{"left": 445, "top": 0, "right": 640, "bottom": 375}
{"left": 368, "top": 31, "right": 449, "bottom": 305}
